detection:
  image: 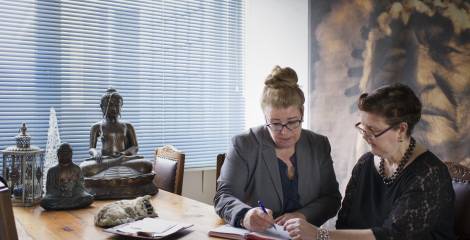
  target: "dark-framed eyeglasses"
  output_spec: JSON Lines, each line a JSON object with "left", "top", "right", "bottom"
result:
{"left": 266, "top": 119, "right": 303, "bottom": 132}
{"left": 355, "top": 122, "right": 397, "bottom": 139}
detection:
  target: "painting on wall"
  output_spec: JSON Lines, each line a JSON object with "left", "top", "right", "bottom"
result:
{"left": 309, "top": 0, "right": 470, "bottom": 192}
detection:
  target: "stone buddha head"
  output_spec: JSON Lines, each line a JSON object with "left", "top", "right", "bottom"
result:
{"left": 58, "top": 143, "right": 73, "bottom": 167}
{"left": 100, "top": 88, "right": 123, "bottom": 119}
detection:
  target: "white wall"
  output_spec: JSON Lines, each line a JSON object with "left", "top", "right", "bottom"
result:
{"left": 182, "top": 0, "right": 310, "bottom": 205}
{"left": 245, "top": 0, "right": 309, "bottom": 128}
{"left": 182, "top": 169, "right": 217, "bottom": 204}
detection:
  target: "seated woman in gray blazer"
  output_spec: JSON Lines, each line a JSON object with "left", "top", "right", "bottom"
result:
{"left": 214, "top": 66, "right": 341, "bottom": 232}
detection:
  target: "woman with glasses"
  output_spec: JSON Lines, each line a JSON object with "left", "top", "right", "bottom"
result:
{"left": 284, "top": 83, "right": 455, "bottom": 240}
{"left": 214, "top": 66, "right": 341, "bottom": 232}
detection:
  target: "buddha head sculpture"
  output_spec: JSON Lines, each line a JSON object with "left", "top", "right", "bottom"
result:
{"left": 58, "top": 143, "right": 73, "bottom": 166}
{"left": 100, "top": 88, "right": 123, "bottom": 119}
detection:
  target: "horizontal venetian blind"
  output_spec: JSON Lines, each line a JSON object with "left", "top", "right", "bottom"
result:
{"left": 0, "top": 0, "right": 245, "bottom": 169}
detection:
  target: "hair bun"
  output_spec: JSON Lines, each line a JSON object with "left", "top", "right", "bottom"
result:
{"left": 264, "top": 65, "right": 299, "bottom": 88}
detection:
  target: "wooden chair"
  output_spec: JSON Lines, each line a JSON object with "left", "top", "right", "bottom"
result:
{"left": 216, "top": 153, "right": 226, "bottom": 189}
{"left": 216, "top": 153, "right": 226, "bottom": 180}
{"left": 153, "top": 145, "right": 185, "bottom": 195}
{"left": 0, "top": 176, "right": 18, "bottom": 240}
{"left": 444, "top": 161, "right": 470, "bottom": 240}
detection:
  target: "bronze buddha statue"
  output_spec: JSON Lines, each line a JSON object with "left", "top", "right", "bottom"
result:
{"left": 79, "top": 88, "right": 157, "bottom": 199}
{"left": 41, "top": 143, "right": 94, "bottom": 210}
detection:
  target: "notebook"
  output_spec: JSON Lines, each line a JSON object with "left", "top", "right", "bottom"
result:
{"left": 104, "top": 217, "right": 193, "bottom": 239}
{"left": 208, "top": 224, "right": 290, "bottom": 240}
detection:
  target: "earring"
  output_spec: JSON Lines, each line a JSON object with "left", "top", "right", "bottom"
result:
{"left": 399, "top": 137, "right": 403, "bottom": 142}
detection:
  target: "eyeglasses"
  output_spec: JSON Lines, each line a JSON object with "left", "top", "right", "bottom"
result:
{"left": 266, "top": 120, "right": 303, "bottom": 132}
{"left": 355, "top": 122, "right": 397, "bottom": 139}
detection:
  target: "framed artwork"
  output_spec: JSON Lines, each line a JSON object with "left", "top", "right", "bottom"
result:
{"left": 308, "top": 0, "right": 470, "bottom": 192}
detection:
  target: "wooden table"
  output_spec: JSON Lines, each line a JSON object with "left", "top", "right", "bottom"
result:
{"left": 13, "top": 190, "right": 225, "bottom": 240}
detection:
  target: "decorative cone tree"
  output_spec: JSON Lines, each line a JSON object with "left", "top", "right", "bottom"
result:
{"left": 43, "top": 107, "right": 61, "bottom": 191}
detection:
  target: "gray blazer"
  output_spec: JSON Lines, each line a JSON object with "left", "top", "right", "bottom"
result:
{"left": 214, "top": 125, "right": 341, "bottom": 226}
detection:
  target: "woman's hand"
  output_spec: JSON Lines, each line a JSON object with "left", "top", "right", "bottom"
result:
{"left": 243, "top": 207, "right": 275, "bottom": 232}
{"left": 284, "top": 218, "right": 318, "bottom": 240}
{"left": 275, "top": 211, "right": 306, "bottom": 226}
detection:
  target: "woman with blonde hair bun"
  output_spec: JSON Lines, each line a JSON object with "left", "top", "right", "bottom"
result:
{"left": 215, "top": 66, "right": 341, "bottom": 232}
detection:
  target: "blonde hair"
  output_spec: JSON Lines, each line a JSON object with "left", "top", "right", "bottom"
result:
{"left": 261, "top": 65, "right": 305, "bottom": 115}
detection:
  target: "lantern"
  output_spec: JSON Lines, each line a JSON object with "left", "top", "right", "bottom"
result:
{"left": 2, "top": 123, "right": 44, "bottom": 206}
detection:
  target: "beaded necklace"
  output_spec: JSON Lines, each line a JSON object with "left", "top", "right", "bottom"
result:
{"left": 379, "top": 137, "right": 416, "bottom": 185}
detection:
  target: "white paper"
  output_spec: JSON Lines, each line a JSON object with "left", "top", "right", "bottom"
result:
{"left": 209, "top": 224, "right": 290, "bottom": 240}
{"left": 256, "top": 224, "right": 290, "bottom": 239}
{"left": 117, "top": 218, "right": 177, "bottom": 234}
{"left": 210, "top": 224, "right": 250, "bottom": 235}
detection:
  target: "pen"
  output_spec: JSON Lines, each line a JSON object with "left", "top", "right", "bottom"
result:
{"left": 257, "top": 200, "right": 276, "bottom": 230}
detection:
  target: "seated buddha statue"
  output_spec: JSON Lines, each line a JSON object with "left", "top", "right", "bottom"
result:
{"left": 41, "top": 143, "right": 94, "bottom": 210}
{"left": 79, "top": 88, "right": 157, "bottom": 199}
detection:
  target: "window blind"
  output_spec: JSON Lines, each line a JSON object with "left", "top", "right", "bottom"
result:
{"left": 0, "top": 0, "right": 245, "bottom": 169}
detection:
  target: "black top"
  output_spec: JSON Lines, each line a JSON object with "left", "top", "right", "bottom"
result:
{"left": 336, "top": 151, "right": 455, "bottom": 240}
{"left": 277, "top": 155, "right": 302, "bottom": 213}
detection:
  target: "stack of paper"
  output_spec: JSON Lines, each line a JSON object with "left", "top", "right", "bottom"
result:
{"left": 104, "top": 217, "right": 193, "bottom": 239}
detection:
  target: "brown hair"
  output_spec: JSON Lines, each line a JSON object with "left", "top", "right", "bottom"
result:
{"left": 358, "top": 83, "right": 422, "bottom": 136}
{"left": 261, "top": 66, "right": 305, "bottom": 116}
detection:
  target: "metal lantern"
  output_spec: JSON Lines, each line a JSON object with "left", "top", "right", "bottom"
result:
{"left": 2, "top": 123, "right": 44, "bottom": 206}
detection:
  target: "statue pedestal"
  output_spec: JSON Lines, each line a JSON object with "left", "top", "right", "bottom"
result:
{"left": 84, "top": 168, "right": 158, "bottom": 200}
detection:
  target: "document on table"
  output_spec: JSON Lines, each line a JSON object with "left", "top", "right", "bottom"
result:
{"left": 104, "top": 217, "right": 193, "bottom": 239}
{"left": 209, "top": 224, "right": 290, "bottom": 240}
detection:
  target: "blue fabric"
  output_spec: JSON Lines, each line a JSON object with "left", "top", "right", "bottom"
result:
{"left": 278, "top": 155, "right": 302, "bottom": 213}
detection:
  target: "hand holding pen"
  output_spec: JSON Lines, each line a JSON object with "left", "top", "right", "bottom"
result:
{"left": 257, "top": 200, "right": 276, "bottom": 230}
{"left": 241, "top": 201, "right": 277, "bottom": 232}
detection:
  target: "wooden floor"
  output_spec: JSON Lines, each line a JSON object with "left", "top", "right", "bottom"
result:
{"left": 14, "top": 190, "right": 225, "bottom": 240}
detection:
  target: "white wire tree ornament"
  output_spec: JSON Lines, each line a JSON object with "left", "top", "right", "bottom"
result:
{"left": 43, "top": 107, "right": 61, "bottom": 191}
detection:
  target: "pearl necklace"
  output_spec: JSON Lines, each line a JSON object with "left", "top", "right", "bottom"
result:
{"left": 379, "top": 137, "right": 416, "bottom": 185}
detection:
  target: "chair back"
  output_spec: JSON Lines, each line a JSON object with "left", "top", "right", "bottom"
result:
{"left": 0, "top": 176, "right": 18, "bottom": 240}
{"left": 154, "top": 145, "right": 185, "bottom": 195}
{"left": 444, "top": 161, "right": 470, "bottom": 240}
{"left": 216, "top": 153, "right": 226, "bottom": 180}
{"left": 215, "top": 153, "right": 226, "bottom": 189}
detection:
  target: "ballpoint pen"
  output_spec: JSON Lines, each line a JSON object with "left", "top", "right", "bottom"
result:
{"left": 257, "top": 200, "right": 276, "bottom": 230}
